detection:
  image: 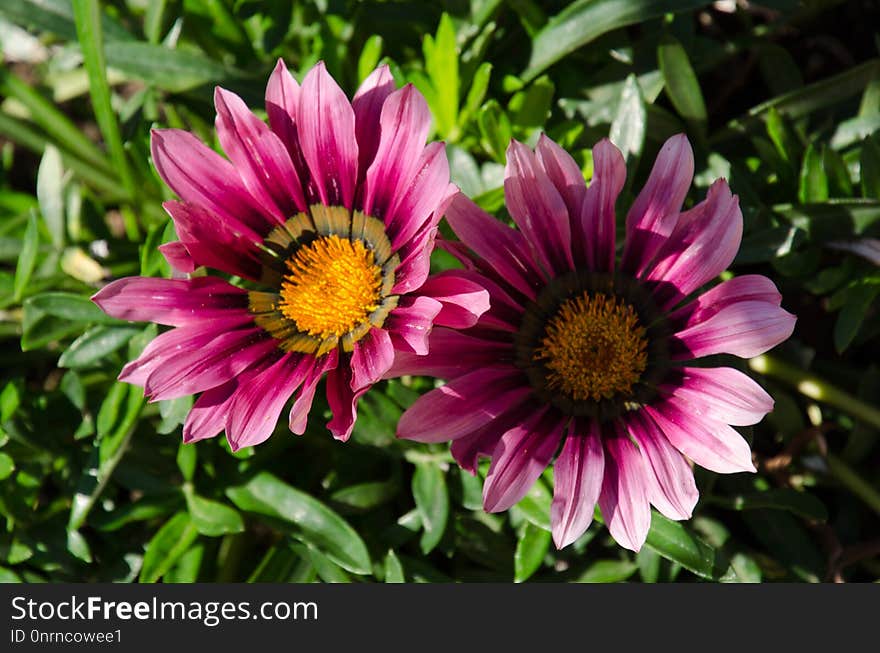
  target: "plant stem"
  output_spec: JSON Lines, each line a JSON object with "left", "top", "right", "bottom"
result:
{"left": 826, "top": 454, "right": 880, "bottom": 517}
{"left": 749, "top": 354, "right": 880, "bottom": 430}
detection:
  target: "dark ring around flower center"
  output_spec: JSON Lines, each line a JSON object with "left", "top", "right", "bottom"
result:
{"left": 248, "top": 204, "right": 400, "bottom": 356}
{"left": 513, "top": 270, "right": 671, "bottom": 421}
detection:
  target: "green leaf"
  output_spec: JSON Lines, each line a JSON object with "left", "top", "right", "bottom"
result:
{"left": 509, "top": 75, "right": 555, "bottom": 128}
{"left": 644, "top": 511, "right": 738, "bottom": 582}
{"left": 766, "top": 108, "right": 801, "bottom": 165}
{"left": 158, "top": 395, "right": 193, "bottom": 435}
{"left": 578, "top": 559, "right": 638, "bottom": 583}
{"left": 799, "top": 144, "right": 829, "bottom": 204}
{"left": 12, "top": 211, "right": 38, "bottom": 303}
{"left": 637, "top": 546, "right": 661, "bottom": 583}
{"left": 0, "top": 69, "right": 114, "bottom": 177}
{"left": 96, "top": 381, "right": 128, "bottom": 440}
{"left": 164, "top": 543, "right": 204, "bottom": 583}
{"left": 384, "top": 549, "right": 405, "bottom": 583}
{"left": 460, "top": 62, "right": 492, "bottom": 128}
{"left": 25, "top": 292, "right": 121, "bottom": 324}
{"left": 140, "top": 512, "right": 199, "bottom": 583}
{"left": 0, "top": 452, "right": 15, "bottom": 481}
{"left": 423, "top": 13, "right": 459, "bottom": 138}
{"left": 36, "top": 145, "right": 65, "bottom": 249}
{"left": 824, "top": 147, "right": 854, "bottom": 196}
{"left": 0, "top": 0, "right": 134, "bottom": 43}
{"left": 514, "top": 522, "right": 550, "bottom": 582}
{"left": 609, "top": 74, "right": 646, "bottom": 164}
{"left": 412, "top": 462, "right": 449, "bottom": 554}
{"left": 300, "top": 545, "right": 350, "bottom": 583}
{"left": 57, "top": 325, "right": 140, "bottom": 368}
{"left": 102, "top": 41, "right": 241, "bottom": 92}
{"left": 176, "top": 442, "right": 197, "bottom": 482}
{"left": 185, "top": 492, "right": 245, "bottom": 537}
{"left": 713, "top": 488, "right": 829, "bottom": 522}
{"left": 522, "top": 0, "right": 709, "bottom": 82}
{"left": 735, "top": 59, "right": 880, "bottom": 128}
{"left": 658, "top": 35, "right": 707, "bottom": 124}
{"left": 0, "top": 382, "right": 20, "bottom": 422}
{"left": 73, "top": 0, "right": 135, "bottom": 201}
{"left": 477, "top": 100, "right": 512, "bottom": 162}
{"left": 860, "top": 136, "right": 880, "bottom": 199}
{"left": 227, "top": 472, "right": 371, "bottom": 574}
{"left": 834, "top": 282, "right": 880, "bottom": 353}
{"left": 513, "top": 476, "right": 552, "bottom": 531}
{"left": 66, "top": 529, "right": 92, "bottom": 563}
{"left": 357, "top": 35, "right": 383, "bottom": 83}
{"left": 330, "top": 479, "right": 398, "bottom": 512}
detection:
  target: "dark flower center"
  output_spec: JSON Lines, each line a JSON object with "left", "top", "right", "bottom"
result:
{"left": 535, "top": 291, "right": 648, "bottom": 401}
{"left": 514, "top": 271, "right": 670, "bottom": 420}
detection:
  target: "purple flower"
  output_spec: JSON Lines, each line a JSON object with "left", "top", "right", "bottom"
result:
{"left": 395, "top": 134, "right": 796, "bottom": 551}
{"left": 93, "top": 61, "right": 488, "bottom": 450}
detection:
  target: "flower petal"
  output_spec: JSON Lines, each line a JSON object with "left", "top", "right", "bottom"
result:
{"left": 118, "top": 315, "right": 253, "bottom": 387}
{"left": 385, "top": 296, "right": 443, "bottom": 355}
{"left": 226, "top": 354, "right": 312, "bottom": 451}
{"left": 396, "top": 367, "right": 532, "bottom": 443}
{"left": 350, "top": 327, "right": 394, "bottom": 392}
{"left": 645, "top": 179, "right": 743, "bottom": 308}
{"left": 670, "top": 274, "right": 782, "bottom": 329}
{"left": 325, "top": 363, "right": 369, "bottom": 441}
{"left": 450, "top": 400, "right": 538, "bottom": 474}
{"left": 362, "top": 84, "right": 431, "bottom": 221}
{"left": 599, "top": 434, "right": 652, "bottom": 552}
{"left": 150, "top": 129, "right": 270, "bottom": 233}
{"left": 579, "top": 138, "right": 626, "bottom": 272}
{"left": 673, "top": 300, "right": 796, "bottom": 359}
{"left": 92, "top": 276, "right": 247, "bottom": 326}
{"left": 182, "top": 380, "right": 237, "bottom": 444}
{"left": 143, "top": 328, "right": 278, "bottom": 401}
{"left": 416, "top": 270, "right": 490, "bottom": 329}
{"left": 386, "top": 328, "right": 512, "bottom": 379}
{"left": 626, "top": 411, "right": 698, "bottom": 520}
{"left": 388, "top": 143, "right": 454, "bottom": 250}
{"left": 158, "top": 241, "right": 196, "bottom": 274}
{"left": 352, "top": 64, "right": 396, "bottom": 179}
{"left": 645, "top": 399, "right": 756, "bottom": 474}
{"left": 536, "top": 133, "right": 586, "bottom": 226}
{"left": 444, "top": 193, "right": 543, "bottom": 300}
{"left": 298, "top": 61, "right": 358, "bottom": 208}
{"left": 505, "top": 139, "right": 574, "bottom": 274}
{"left": 265, "top": 59, "right": 300, "bottom": 153}
{"left": 667, "top": 367, "right": 774, "bottom": 426}
{"left": 551, "top": 419, "right": 605, "bottom": 549}
{"left": 163, "top": 200, "right": 264, "bottom": 281}
{"left": 390, "top": 224, "right": 436, "bottom": 295}
{"left": 483, "top": 407, "right": 563, "bottom": 513}
{"left": 621, "top": 134, "right": 694, "bottom": 275}
{"left": 215, "top": 86, "right": 306, "bottom": 218}
{"left": 289, "top": 350, "right": 338, "bottom": 435}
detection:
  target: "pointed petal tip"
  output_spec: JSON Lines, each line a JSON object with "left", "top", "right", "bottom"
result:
{"left": 551, "top": 526, "right": 584, "bottom": 550}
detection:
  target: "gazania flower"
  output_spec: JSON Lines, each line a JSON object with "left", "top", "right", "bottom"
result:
{"left": 93, "top": 61, "right": 488, "bottom": 449}
{"left": 395, "top": 134, "right": 796, "bottom": 551}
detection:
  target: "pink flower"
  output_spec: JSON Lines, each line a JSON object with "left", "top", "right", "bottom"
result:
{"left": 395, "top": 134, "right": 796, "bottom": 552}
{"left": 93, "top": 61, "right": 488, "bottom": 450}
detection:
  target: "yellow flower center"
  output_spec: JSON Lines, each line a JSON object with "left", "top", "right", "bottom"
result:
{"left": 278, "top": 235, "right": 383, "bottom": 340}
{"left": 534, "top": 292, "right": 648, "bottom": 402}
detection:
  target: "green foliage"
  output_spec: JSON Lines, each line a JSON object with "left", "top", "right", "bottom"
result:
{"left": 0, "top": 0, "right": 878, "bottom": 584}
